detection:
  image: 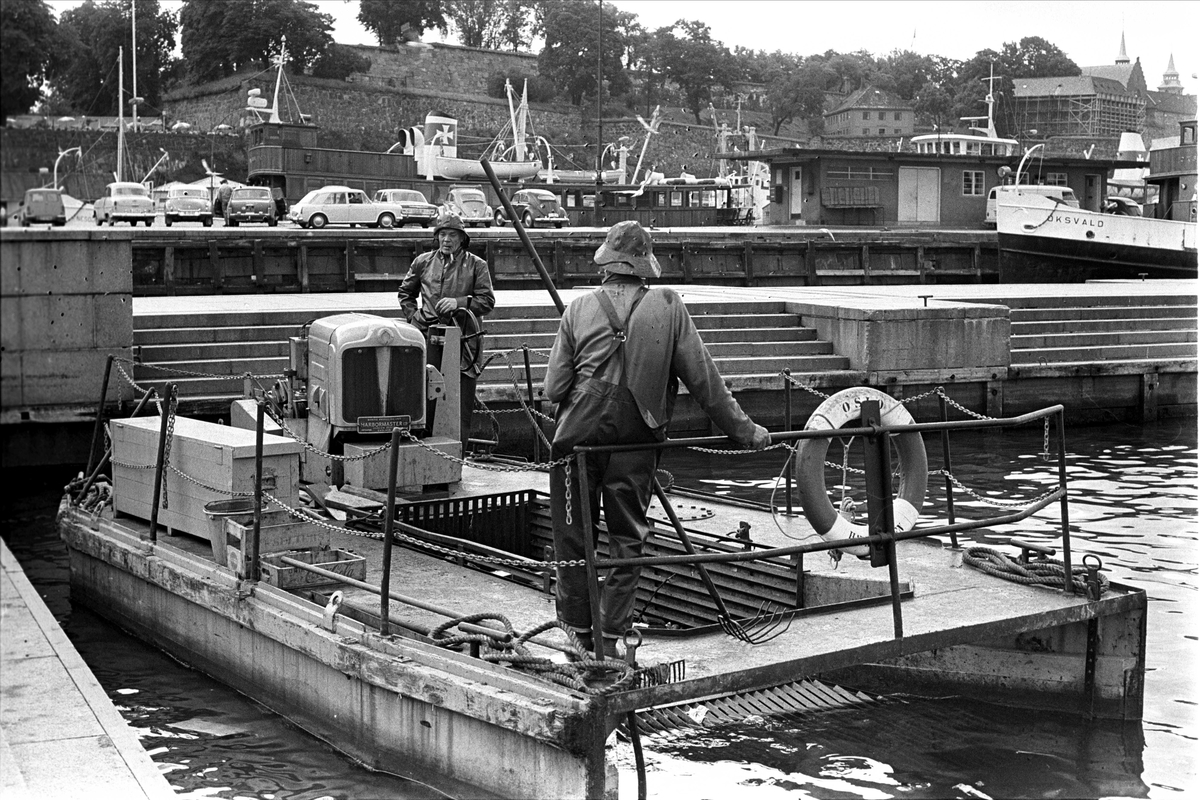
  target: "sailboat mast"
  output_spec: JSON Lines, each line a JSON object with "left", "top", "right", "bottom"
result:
{"left": 117, "top": 46, "right": 124, "bottom": 182}
{"left": 131, "top": 0, "right": 138, "bottom": 133}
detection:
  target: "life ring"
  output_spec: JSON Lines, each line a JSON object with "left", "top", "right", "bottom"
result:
{"left": 794, "top": 387, "right": 928, "bottom": 557}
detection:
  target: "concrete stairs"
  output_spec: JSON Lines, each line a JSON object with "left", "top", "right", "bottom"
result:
{"left": 977, "top": 294, "right": 1198, "bottom": 368}
{"left": 131, "top": 301, "right": 851, "bottom": 411}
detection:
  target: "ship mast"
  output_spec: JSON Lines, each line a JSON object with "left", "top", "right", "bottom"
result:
{"left": 117, "top": 46, "right": 124, "bottom": 182}
{"left": 268, "top": 37, "right": 288, "bottom": 124}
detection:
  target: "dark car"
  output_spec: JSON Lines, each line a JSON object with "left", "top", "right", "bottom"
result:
{"left": 224, "top": 187, "right": 277, "bottom": 226}
{"left": 493, "top": 188, "right": 568, "bottom": 228}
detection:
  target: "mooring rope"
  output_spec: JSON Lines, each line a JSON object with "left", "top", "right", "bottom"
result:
{"left": 962, "top": 546, "right": 1108, "bottom": 596}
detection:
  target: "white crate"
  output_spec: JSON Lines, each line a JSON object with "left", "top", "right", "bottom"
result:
{"left": 110, "top": 415, "right": 304, "bottom": 541}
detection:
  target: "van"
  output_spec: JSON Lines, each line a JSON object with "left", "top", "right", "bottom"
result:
{"left": 19, "top": 188, "right": 67, "bottom": 226}
{"left": 984, "top": 185, "right": 1079, "bottom": 227}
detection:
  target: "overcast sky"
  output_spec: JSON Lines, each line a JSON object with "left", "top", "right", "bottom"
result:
{"left": 47, "top": 0, "right": 1200, "bottom": 96}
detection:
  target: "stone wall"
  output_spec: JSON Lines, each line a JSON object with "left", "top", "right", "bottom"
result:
{"left": 347, "top": 42, "right": 539, "bottom": 95}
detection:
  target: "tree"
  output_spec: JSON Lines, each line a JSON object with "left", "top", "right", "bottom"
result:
{"left": 442, "top": 0, "right": 537, "bottom": 51}
{"left": 951, "top": 38, "right": 1078, "bottom": 137}
{"left": 538, "top": 0, "right": 630, "bottom": 105}
{"left": 47, "top": 0, "right": 177, "bottom": 117}
{"left": 179, "top": 0, "right": 333, "bottom": 83}
{"left": 310, "top": 43, "right": 371, "bottom": 80}
{"left": 1, "top": 0, "right": 58, "bottom": 117}
{"left": 358, "top": 0, "right": 444, "bottom": 48}
{"left": 764, "top": 58, "right": 831, "bottom": 135}
{"left": 656, "top": 20, "right": 736, "bottom": 123}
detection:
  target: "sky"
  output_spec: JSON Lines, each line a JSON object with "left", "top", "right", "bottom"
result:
{"left": 47, "top": 0, "right": 1200, "bottom": 96}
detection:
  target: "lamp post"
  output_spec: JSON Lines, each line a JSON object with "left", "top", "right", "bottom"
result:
{"left": 54, "top": 147, "right": 82, "bottom": 191}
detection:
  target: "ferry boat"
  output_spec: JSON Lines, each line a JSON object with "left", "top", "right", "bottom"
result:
{"left": 55, "top": 306, "right": 1147, "bottom": 799}
{"left": 995, "top": 142, "right": 1198, "bottom": 281}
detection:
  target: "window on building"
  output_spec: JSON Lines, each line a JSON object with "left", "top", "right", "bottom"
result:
{"left": 878, "top": 111, "right": 886, "bottom": 120}
{"left": 862, "top": 128, "right": 870, "bottom": 135}
{"left": 962, "top": 171, "right": 985, "bottom": 196}
{"left": 894, "top": 111, "right": 902, "bottom": 121}
{"left": 828, "top": 166, "right": 894, "bottom": 180}
{"left": 894, "top": 129, "right": 902, "bottom": 134}
{"left": 879, "top": 128, "right": 886, "bottom": 135}
{"left": 862, "top": 111, "right": 870, "bottom": 120}
{"left": 669, "top": 191, "right": 683, "bottom": 207}
{"left": 1046, "top": 172, "right": 1068, "bottom": 186}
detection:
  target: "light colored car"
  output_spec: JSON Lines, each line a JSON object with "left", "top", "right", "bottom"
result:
{"left": 373, "top": 188, "right": 438, "bottom": 227}
{"left": 288, "top": 185, "right": 408, "bottom": 229}
{"left": 18, "top": 188, "right": 66, "bottom": 226}
{"left": 494, "top": 188, "right": 568, "bottom": 228}
{"left": 94, "top": 181, "right": 155, "bottom": 226}
{"left": 164, "top": 186, "right": 212, "bottom": 227}
{"left": 984, "top": 185, "right": 1078, "bottom": 227}
{"left": 225, "top": 186, "right": 277, "bottom": 226}
{"left": 441, "top": 187, "right": 492, "bottom": 227}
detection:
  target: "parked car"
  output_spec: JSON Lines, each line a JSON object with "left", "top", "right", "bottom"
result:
{"left": 984, "top": 184, "right": 1079, "bottom": 227}
{"left": 373, "top": 188, "right": 438, "bottom": 227}
{"left": 288, "top": 186, "right": 409, "bottom": 229}
{"left": 1103, "top": 195, "right": 1142, "bottom": 217}
{"left": 225, "top": 186, "right": 277, "bottom": 226}
{"left": 163, "top": 186, "right": 212, "bottom": 227}
{"left": 493, "top": 188, "right": 568, "bottom": 228}
{"left": 18, "top": 187, "right": 67, "bottom": 226}
{"left": 440, "top": 186, "right": 493, "bottom": 227}
{"left": 94, "top": 181, "right": 155, "bottom": 226}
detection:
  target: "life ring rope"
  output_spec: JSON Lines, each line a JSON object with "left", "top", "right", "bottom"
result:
{"left": 794, "top": 387, "right": 929, "bottom": 558}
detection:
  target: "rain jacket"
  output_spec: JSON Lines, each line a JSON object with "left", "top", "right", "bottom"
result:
{"left": 398, "top": 247, "right": 495, "bottom": 333}
{"left": 544, "top": 275, "right": 759, "bottom": 445}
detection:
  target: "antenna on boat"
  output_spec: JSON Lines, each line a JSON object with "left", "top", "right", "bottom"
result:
{"left": 268, "top": 37, "right": 288, "bottom": 124}
{"left": 963, "top": 62, "right": 1001, "bottom": 139}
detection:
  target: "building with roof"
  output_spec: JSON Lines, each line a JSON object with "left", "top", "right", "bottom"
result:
{"left": 823, "top": 86, "right": 914, "bottom": 138}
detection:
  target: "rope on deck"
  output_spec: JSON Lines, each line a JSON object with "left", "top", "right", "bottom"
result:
{"left": 962, "top": 546, "right": 1109, "bottom": 596}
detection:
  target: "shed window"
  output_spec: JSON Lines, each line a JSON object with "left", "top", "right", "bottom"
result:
{"left": 1046, "top": 172, "right": 1068, "bottom": 186}
{"left": 962, "top": 171, "right": 985, "bottom": 196}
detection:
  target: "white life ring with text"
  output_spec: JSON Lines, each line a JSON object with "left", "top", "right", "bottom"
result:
{"left": 795, "top": 387, "right": 928, "bottom": 557}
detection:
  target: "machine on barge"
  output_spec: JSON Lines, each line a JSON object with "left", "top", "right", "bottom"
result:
{"left": 58, "top": 300, "right": 1146, "bottom": 798}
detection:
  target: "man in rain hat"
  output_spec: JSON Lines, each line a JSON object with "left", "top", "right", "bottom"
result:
{"left": 544, "top": 220, "right": 770, "bottom": 658}
{"left": 399, "top": 212, "right": 495, "bottom": 448}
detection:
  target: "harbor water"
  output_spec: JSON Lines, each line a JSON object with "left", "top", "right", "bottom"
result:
{"left": 2, "top": 418, "right": 1196, "bottom": 799}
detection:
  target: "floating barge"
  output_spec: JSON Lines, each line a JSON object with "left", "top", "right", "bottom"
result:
{"left": 58, "top": 389, "right": 1147, "bottom": 798}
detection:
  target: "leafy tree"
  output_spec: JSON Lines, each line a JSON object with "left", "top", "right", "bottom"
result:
{"left": 486, "top": 71, "right": 555, "bottom": 103}
{"left": 538, "top": 0, "right": 630, "bottom": 105}
{"left": 1, "top": 0, "right": 59, "bottom": 116}
{"left": 764, "top": 58, "right": 831, "bottom": 135}
{"left": 656, "top": 20, "right": 736, "bottom": 123}
{"left": 48, "top": 0, "right": 177, "bottom": 117}
{"left": 951, "top": 38, "right": 1078, "bottom": 137}
{"left": 358, "top": 0, "right": 445, "bottom": 47}
{"left": 179, "top": 0, "right": 333, "bottom": 83}
{"left": 443, "top": 0, "right": 537, "bottom": 51}
{"left": 310, "top": 43, "right": 370, "bottom": 80}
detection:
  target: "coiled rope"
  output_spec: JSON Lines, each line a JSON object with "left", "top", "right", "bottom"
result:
{"left": 962, "top": 546, "right": 1108, "bottom": 596}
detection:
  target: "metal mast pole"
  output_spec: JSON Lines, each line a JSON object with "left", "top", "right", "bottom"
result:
{"left": 117, "top": 47, "right": 124, "bottom": 182}
{"left": 593, "top": 0, "right": 602, "bottom": 227}
{"left": 131, "top": 1, "right": 138, "bottom": 134}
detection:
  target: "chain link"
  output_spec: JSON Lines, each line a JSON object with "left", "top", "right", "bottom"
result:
{"left": 160, "top": 390, "right": 177, "bottom": 509}
{"left": 116, "top": 355, "right": 284, "bottom": 382}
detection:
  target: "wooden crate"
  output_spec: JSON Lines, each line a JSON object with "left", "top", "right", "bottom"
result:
{"left": 110, "top": 415, "right": 303, "bottom": 541}
{"left": 221, "top": 513, "right": 330, "bottom": 576}
{"left": 260, "top": 548, "right": 367, "bottom": 589}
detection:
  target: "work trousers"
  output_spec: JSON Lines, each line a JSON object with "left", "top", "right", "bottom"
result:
{"left": 550, "top": 444, "right": 658, "bottom": 639}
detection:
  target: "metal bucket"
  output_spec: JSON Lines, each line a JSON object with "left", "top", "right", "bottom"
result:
{"left": 204, "top": 499, "right": 256, "bottom": 566}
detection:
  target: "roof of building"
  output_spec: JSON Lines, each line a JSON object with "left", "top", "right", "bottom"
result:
{"left": 1013, "top": 75, "right": 1135, "bottom": 98}
{"left": 1145, "top": 90, "right": 1198, "bottom": 115}
{"left": 826, "top": 86, "right": 911, "bottom": 115}
{"left": 1081, "top": 63, "right": 1137, "bottom": 88}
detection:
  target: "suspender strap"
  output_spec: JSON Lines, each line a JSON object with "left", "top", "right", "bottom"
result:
{"left": 593, "top": 286, "right": 647, "bottom": 383}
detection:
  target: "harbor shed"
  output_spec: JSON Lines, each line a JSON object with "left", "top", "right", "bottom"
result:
{"left": 726, "top": 146, "right": 1133, "bottom": 227}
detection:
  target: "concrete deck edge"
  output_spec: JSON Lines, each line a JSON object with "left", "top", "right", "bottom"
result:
{"left": 0, "top": 538, "right": 176, "bottom": 799}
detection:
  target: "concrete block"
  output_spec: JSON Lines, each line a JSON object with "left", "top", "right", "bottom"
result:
{"left": 0, "top": 297, "right": 21, "bottom": 352}
{"left": 1, "top": 351, "right": 25, "bottom": 407}
{"left": 0, "top": 655, "right": 105, "bottom": 743}
{"left": 18, "top": 295, "right": 96, "bottom": 350}
{"left": 3, "top": 235, "right": 133, "bottom": 296}
{"left": 92, "top": 293, "right": 134, "bottom": 348}
{"left": 344, "top": 438, "right": 461, "bottom": 490}
{"left": 12, "top": 347, "right": 133, "bottom": 407}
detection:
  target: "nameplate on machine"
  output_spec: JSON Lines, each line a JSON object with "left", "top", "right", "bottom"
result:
{"left": 357, "top": 416, "right": 411, "bottom": 434}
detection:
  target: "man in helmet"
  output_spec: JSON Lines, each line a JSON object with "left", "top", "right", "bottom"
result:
{"left": 398, "top": 212, "right": 495, "bottom": 448}
{"left": 543, "top": 220, "right": 770, "bottom": 658}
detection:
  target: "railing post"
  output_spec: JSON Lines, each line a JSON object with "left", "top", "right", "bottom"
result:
{"left": 85, "top": 355, "right": 115, "bottom": 479}
{"left": 77, "top": 386, "right": 156, "bottom": 505}
{"left": 249, "top": 400, "right": 265, "bottom": 582}
{"left": 380, "top": 427, "right": 403, "bottom": 634}
{"left": 783, "top": 369, "right": 793, "bottom": 515}
{"left": 938, "top": 393, "right": 959, "bottom": 547}
{"left": 523, "top": 345, "right": 539, "bottom": 463}
{"left": 148, "top": 383, "right": 176, "bottom": 544}
{"left": 1055, "top": 410, "right": 1073, "bottom": 594}
{"left": 860, "top": 400, "right": 903, "bottom": 638}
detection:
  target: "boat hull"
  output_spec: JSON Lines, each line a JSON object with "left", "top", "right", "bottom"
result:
{"left": 997, "top": 193, "right": 1198, "bottom": 282}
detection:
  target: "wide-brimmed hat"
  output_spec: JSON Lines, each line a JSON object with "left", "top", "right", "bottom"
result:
{"left": 433, "top": 212, "right": 469, "bottom": 246}
{"left": 593, "top": 220, "right": 661, "bottom": 279}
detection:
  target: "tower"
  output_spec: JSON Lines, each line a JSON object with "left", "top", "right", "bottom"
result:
{"left": 1158, "top": 54, "right": 1184, "bottom": 94}
{"left": 1116, "top": 32, "right": 1130, "bottom": 65}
